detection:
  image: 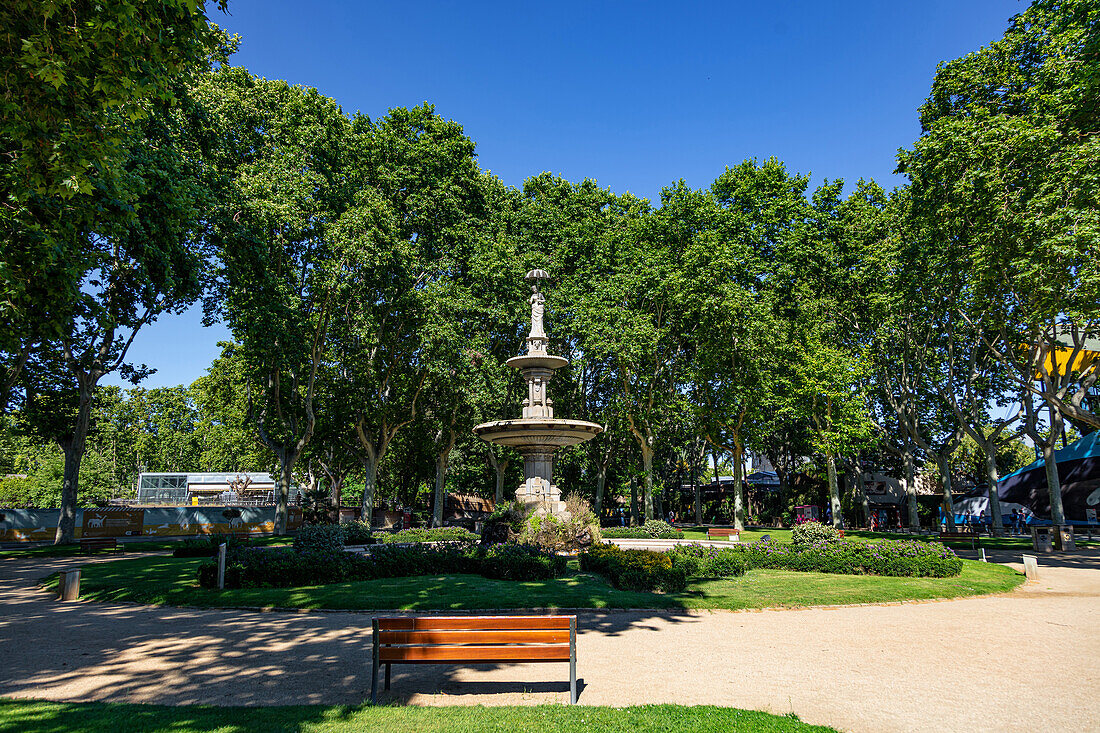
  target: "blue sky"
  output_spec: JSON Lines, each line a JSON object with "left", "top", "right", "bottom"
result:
{"left": 108, "top": 0, "right": 1025, "bottom": 389}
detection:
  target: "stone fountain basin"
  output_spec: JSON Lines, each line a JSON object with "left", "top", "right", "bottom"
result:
{"left": 505, "top": 354, "right": 569, "bottom": 371}
{"left": 473, "top": 418, "right": 603, "bottom": 449}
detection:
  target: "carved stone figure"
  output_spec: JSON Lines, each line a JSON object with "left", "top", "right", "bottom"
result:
{"left": 529, "top": 286, "right": 546, "bottom": 339}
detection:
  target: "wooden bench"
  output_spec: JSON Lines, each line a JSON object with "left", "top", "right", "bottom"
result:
{"left": 707, "top": 528, "right": 740, "bottom": 541}
{"left": 371, "top": 615, "right": 577, "bottom": 704}
{"left": 937, "top": 532, "right": 980, "bottom": 550}
{"left": 79, "top": 537, "right": 118, "bottom": 553}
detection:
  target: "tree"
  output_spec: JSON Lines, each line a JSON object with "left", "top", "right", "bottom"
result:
{"left": 899, "top": 0, "right": 1100, "bottom": 523}
{"left": 0, "top": 1, "right": 227, "bottom": 406}
{"left": 327, "top": 105, "right": 486, "bottom": 526}
{"left": 202, "top": 68, "right": 352, "bottom": 534}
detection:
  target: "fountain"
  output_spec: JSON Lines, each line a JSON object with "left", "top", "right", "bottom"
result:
{"left": 473, "top": 269, "right": 603, "bottom": 517}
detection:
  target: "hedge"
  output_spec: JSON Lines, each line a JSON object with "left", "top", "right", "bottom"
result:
{"left": 579, "top": 544, "right": 688, "bottom": 592}
{"left": 740, "top": 537, "right": 962, "bottom": 577}
{"left": 198, "top": 541, "right": 562, "bottom": 590}
{"left": 372, "top": 527, "right": 480, "bottom": 544}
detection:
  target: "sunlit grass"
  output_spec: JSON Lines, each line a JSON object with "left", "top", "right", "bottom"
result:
{"left": 41, "top": 553, "right": 1023, "bottom": 612}
{"left": 0, "top": 699, "right": 838, "bottom": 733}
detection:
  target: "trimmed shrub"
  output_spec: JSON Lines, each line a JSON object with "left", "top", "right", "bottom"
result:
{"left": 347, "top": 542, "right": 481, "bottom": 580}
{"left": 481, "top": 543, "right": 567, "bottom": 581}
{"left": 667, "top": 544, "right": 748, "bottom": 578}
{"left": 643, "top": 519, "right": 677, "bottom": 538}
{"left": 293, "top": 524, "right": 345, "bottom": 554}
{"left": 741, "top": 537, "right": 962, "bottom": 577}
{"left": 341, "top": 521, "right": 373, "bottom": 545}
{"left": 372, "top": 527, "right": 478, "bottom": 544}
{"left": 602, "top": 526, "right": 685, "bottom": 540}
{"left": 579, "top": 543, "right": 687, "bottom": 592}
{"left": 173, "top": 534, "right": 248, "bottom": 558}
{"left": 791, "top": 520, "right": 841, "bottom": 546}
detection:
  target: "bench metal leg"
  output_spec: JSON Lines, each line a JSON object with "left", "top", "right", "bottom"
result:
{"left": 569, "top": 616, "right": 577, "bottom": 704}
{"left": 385, "top": 663, "right": 391, "bottom": 690}
{"left": 371, "top": 619, "right": 379, "bottom": 704}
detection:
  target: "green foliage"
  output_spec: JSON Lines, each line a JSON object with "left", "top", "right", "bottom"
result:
{"left": 602, "top": 525, "right": 685, "bottom": 540}
{"left": 292, "top": 525, "right": 345, "bottom": 555}
{"left": 579, "top": 544, "right": 689, "bottom": 592}
{"left": 480, "top": 543, "right": 567, "bottom": 581}
{"left": 480, "top": 501, "right": 527, "bottom": 545}
{"left": 790, "top": 521, "right": 841, "bottom": 546}
{"left": 667, "top": 545, "right": 749, "bottom": 578}
{"left": 374, "top": 527, "right": 479, "bottom": 544}
{"left": 739, "top": 538, "right": 963, "bottom": 578}
{"left": 199, "top": 538, "right": 560, "bottom": 590}
{"left": 516, "top": 495, "right": 601, "bottom": 551}
{"left": 340, "top": 521, "right": 374, "bottom": 545}
{"left": 172, "top": 534, "right": 248, "bottom": 558}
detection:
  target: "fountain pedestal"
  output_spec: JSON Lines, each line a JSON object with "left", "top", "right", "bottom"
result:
{"left": 473, "top": 270, "right": 602, "bottom": 517}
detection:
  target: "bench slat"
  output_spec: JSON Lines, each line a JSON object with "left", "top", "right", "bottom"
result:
{"left": 379, "top": 644, "right": 571, "bottom": 663}
{"left": 376, "top": 616, "right": 571, "bottom": 631}
{"left": 379, "top": 629, "right": 569, "bottom": 645}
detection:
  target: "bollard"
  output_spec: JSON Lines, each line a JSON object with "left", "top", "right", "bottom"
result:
{"left": 1022, "top": 554, "right": 1039, "bottom": 582}
{"left": 217, "top": 542, "right": 227, "bottom": 590}
{"left": 979, "top": 547, "right": 987, "bottom": 562}
{"left": 59, "top": 569, "right": 81, "bottom": 601}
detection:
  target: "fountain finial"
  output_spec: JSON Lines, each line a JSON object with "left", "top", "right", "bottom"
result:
{"left": 524, "top": 269, "right": 551, "bottom": 354}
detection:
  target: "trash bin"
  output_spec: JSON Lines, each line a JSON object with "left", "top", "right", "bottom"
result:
{"left": 1053, "top": 525, "right": 1076, "bottom": 551}
{"left": 1031, "top": 526, "right": 1053, "bottom": 553}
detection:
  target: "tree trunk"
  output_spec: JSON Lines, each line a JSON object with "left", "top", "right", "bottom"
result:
{"left": 273, "top": 452, "right": 298, "bottom": 535}
{"left": 640, "top": 444, "right": 655, "bottom": 521}
{"left": 982, "top": 443, "right": 1004, "bottom": 534}
{"left": 694, "top": 465, "right": 703, "bottom": 527}
{"left": 849, "top": 459, "right": 869, "bottom": 527}
{"left": 54, "top": 383, "right": 95, "bottom": 544}
{"left": 711, "top": 451, "right": 721, "bottom": 524}
{"left": 629, "top": 476, "right": 639, "bottom": 526}
{"left": 937, "top": 456, "right": 956, "bottom": 531}
{"left": 595, "top": 465, "right": 607, "bottom": 518}
{"left": 487, "top": 450, "right": 508, "bottom": 507}
{"left": 903, "top": 449, "right": 919, "bottom": 530}
{"left": 433, "top": 452, "right": 447, "bottom": 528}
{"left": 826, "top": 452, "right": 842, "bottom": 529}
{"left": 360, "top": 454, "right": 379, "bottom": 528}
{"left": 1042, "top": 441, "right": 1065, "bottom": 525}
{"left": 731, "top": 441, "right": 746, "bottom": 530}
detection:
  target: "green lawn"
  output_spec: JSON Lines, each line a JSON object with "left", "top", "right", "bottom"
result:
{"left": 0, "top": 536, "right": 291, "bottom": 559}
{"left": 0, "top": 699, "right": 835, "bottom": 733}
{"left": 41, "top": 554, "right": 1023, "bottom": 612}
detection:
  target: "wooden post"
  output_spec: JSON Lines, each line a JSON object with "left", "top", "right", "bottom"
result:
{"left": 217, "top": 543, "right": 227, "bottom": 590}
{"left": 59, "top": 569, "right": 81, "bottom": 601}
{"left": 569, "top": 616, "right": 577, "bottom": 704}
{"left": 1022, "top": 554, "right": 1040, "bottom": 582}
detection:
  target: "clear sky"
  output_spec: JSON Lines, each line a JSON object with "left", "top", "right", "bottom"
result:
{"left": 106, "top": 0, "right": 1025, "bottom": 390}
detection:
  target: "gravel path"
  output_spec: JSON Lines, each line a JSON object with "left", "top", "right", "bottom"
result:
{"left": 1, "top": 550, "right": 1097, "bottom": 732}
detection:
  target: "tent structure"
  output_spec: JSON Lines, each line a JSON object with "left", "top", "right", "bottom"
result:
{"left": 956, "top": 432, "right": 1100, "bottom": 525}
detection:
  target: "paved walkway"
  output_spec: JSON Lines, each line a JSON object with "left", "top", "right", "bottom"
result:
{"left": 1, "top": 550, "right": 1098, "bottom": 732}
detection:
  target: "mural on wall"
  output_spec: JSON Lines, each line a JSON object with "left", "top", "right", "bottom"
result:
{"left": 0, "top": 506, "right": 303, "bottom": 542}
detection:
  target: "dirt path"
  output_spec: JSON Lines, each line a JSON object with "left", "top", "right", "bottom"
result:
{"left": 1, "top": 551, "right": 1097, "bottom": 732}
